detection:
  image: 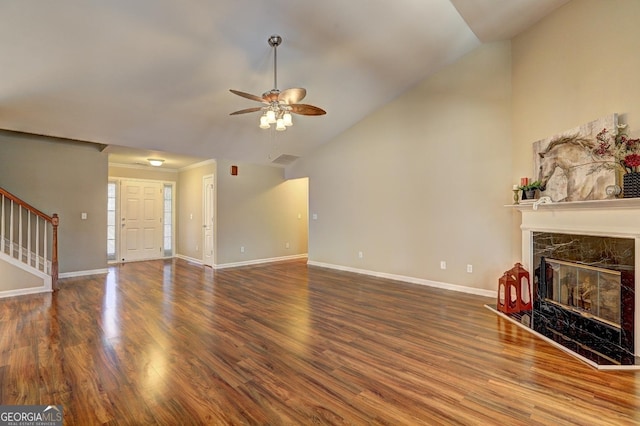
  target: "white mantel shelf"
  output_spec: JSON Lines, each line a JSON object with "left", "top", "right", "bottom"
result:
{"left": 506, "top": 198, "right": 640, "bottom": 211}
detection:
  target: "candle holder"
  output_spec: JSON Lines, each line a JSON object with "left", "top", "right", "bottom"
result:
{"left": 513, "top": 189, "right": 520, "bottom": 205}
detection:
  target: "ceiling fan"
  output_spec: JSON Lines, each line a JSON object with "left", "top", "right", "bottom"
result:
{"left": 229, "top": 35, "right": 326, "bottom": 131}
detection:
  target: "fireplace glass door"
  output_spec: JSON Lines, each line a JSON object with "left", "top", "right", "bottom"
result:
{"left": 546, "top": 259, "right": 621, "bottom": 327}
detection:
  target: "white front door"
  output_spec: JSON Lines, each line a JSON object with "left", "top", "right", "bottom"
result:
{"left": 203, "top": 175, "right": 215, "bottom": 267}
{"left": 120, "top": 180, "right": 164, "bottom": 262}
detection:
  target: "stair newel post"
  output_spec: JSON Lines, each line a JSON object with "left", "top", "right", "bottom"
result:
{"left": 51, "top": 214, "right": 59, "bottom": 291}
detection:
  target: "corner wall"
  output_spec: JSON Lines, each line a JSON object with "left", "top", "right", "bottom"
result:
{"left": 216, "top": 160, "right": 308, "bottom": 266}
{"left": 512, "top": 0, "right": 640, "bottom": 176}
{"left": 177, "top": 161, "right": 216, "bottom": 261}
{"left": 289, "top": 41, "right": 513, "bottom": 292}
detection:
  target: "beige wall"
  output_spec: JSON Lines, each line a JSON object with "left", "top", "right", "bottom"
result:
{"left": 109, "top": 164, "right": 178, "bottom": 182}
{"left": 511, "top": 0, "right": 640, "bottom": 259}
{"left": 216, "top": 159, "right": 308, "bottom": 265}
{"left": 512, "top": 0, "right": 640, "bottom": 177}
{"left": 0, "top": 260, "right": 44, "bottom": 291}
{"left": 177, "top": 161, "right": 216, "bottom": 260}
{"left": 289, "top": 41, "right": 513, "bottom": 291}
{"left": 0, "top": 132, "right": 107, "bottom": 273}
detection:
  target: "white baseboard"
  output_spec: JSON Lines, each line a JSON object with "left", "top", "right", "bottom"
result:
{"left": 175, "top": 253, "right": 308, "bottom": 269}
{"left": 175, "top": 254, "right": 204, "bottom": 265}
{"left": 214, "top": 254, "right": 308, "bottom": 269}
{"left": 59, "top": 268, "right": 109, "bottom": 279}
{"left": 0, "top": 286, "right": 52, "bottom": 299}
{"left": 307, "top": 260, "right": 497, "bottom": 298}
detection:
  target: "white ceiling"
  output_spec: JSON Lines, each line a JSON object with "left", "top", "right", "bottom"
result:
{"left": 0, "top": 0, "right": 569, "bottom": 169}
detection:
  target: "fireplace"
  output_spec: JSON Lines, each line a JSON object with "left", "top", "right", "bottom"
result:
{"left": 514, "top": 198, "right": 640, "bottom": 368}
{"left": 532, "top": 232, "right": 634, "bottom": 364}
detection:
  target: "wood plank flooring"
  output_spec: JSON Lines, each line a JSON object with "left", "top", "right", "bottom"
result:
{"left": 1, "top": 258, "right": 639, "bottom": 425}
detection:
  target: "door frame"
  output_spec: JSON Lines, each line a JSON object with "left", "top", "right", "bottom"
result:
{"left": 202, "top": 174, "right": 215, "bottom": 267}
{"left": 108, "top": 177, "right": 175, "bottom": 263}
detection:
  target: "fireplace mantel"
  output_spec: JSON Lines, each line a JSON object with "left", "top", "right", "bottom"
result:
{"left": 509, "top": 198, "right": 640, "bottom": 212}
{"left": 512, "top": 199, "right": 640, "bottom": 242}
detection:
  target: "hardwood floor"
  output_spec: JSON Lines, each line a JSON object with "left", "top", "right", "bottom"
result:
{"left": 1, "top": 258, "right": 639, "bottom": 425}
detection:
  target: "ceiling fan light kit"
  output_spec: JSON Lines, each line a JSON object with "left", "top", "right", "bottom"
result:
{"left": 230, "top": 35, "right": 326, "bottom": 131}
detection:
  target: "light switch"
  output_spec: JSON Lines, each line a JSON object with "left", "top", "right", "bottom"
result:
{"left": 81, "top": 212, "right": 87, "bottom": 220}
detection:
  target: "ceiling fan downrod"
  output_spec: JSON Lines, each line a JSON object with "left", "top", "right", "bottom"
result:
{"left": 268, "top": 35, "right": 282, "bottom": 91}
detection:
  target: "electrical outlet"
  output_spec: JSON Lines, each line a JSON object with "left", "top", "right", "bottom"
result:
{"left": 440, "top": 261, "right": 447, "bottom": 270}
{"left": 285, "top": 242, "right": 290, "bottom": 249}
{"left": 467, "top": 264, "right": 473, "bottom": 273}
{"left": 358, "top": 251, "right": 363, "bottom": 259}
{"left": 240, "top": 246, "right": 245, "bottom": 253}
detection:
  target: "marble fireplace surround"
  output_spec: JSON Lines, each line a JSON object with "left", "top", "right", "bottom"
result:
{"left": 516, "top": 198, "right": 640, "bottom": 369}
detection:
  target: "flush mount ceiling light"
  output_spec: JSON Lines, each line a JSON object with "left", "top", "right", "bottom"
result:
{"left": 229, "top": 35, "right": 326, "bottom": 131}
{"left": 148, "top": 159, "right": 164, "bottom": 167}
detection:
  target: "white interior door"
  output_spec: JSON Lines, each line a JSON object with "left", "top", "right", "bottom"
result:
{"left": 203, "top": 175, "right": 215, "bottom": 267}
{"left": 120, "top": 180, "right": 163, "bottom": 262}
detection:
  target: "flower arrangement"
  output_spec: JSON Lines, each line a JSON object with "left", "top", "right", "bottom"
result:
{"left": 593, "top": 124, "right": 640, "bottom": 173}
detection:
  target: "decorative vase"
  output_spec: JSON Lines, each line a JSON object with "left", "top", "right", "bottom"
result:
{"left": 623, "top": 172, "right": 640, "bottom": 198}
{"left": 522, "top": 189, "right": 536, "bottom": 200}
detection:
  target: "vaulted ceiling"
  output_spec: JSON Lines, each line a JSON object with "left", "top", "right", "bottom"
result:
{"left": 0, "top": 0, "right": 569, "bottom": 168}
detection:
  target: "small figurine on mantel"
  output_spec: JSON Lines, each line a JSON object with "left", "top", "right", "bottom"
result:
{"left": 512, "top": 184, "right": 520, "bottom": 205}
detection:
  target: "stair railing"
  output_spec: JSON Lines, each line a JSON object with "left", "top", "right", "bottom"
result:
{"left": 0, "top": 187, "right": 59, "bottom": 290}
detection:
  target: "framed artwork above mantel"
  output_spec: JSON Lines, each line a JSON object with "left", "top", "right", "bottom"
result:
{"left": 533, "top": 114, "right": 618, "bottom": 202}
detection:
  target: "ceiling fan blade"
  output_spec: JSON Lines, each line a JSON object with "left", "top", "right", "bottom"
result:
{"left": 229, "top": 107, "right": 264, "bottom": 115}
{"left": 229, "top": 89, "right": 268, "bottom": 103}
{"left": 279, "top": 88, "right": 307, "bottom": 104}
{"left": 290, "top": 104, "right": 326, "bottom": 116}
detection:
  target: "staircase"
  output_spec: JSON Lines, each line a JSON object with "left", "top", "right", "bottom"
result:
{"left": 0, "top": 187, "right": 59, "bottom": 297}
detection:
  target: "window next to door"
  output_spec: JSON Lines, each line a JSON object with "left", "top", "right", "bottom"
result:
{"left": 107, "top": 181, "right": 117, "bottom": 261}
{"left": 163, "top": 184, "right": 173, "bottom": 257}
